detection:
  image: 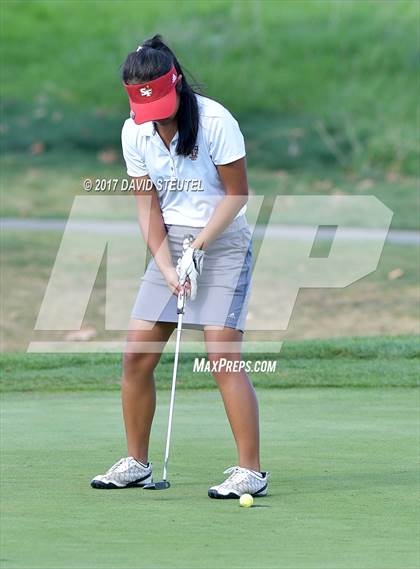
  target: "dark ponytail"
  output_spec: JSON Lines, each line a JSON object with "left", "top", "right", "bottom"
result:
{"left": 122, "top": 34, "right": 200, "bottom": 157}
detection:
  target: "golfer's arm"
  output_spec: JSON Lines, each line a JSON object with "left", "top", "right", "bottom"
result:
{"left": 192, "top": 157, "right": 249, "bottom": 250}
{"left": 133, "top": 175, "right": 173, "bottom": 272}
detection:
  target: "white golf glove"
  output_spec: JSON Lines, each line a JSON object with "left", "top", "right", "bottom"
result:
{"left": 176, "top": 246, "right": 205, "bottom": 301}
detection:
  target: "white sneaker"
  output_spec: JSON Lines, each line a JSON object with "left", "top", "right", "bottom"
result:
{"left": 90, "top": 457, "right": 152, "bottom": 489}
{"left": 208, "top": 466, "right": 269, "bottom": 499}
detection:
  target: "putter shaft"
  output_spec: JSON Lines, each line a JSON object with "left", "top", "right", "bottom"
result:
{"left": 162, "top": 290, "right": 185, "bottom": 481}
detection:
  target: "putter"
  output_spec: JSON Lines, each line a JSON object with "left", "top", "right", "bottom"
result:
{"left": 143, "top": 259, "right": 188, "bottom": 490}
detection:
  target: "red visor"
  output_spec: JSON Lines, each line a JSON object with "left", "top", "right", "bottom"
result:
{"left": 124, "top": 66, "right": 178, "bottom": 125}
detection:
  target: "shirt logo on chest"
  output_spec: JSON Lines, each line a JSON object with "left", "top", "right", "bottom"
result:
{"left": 189, "top": 145, "right": 199, "bottom": 161}
{"left": 140, "top": 87, "right": 153, "bottom": 97}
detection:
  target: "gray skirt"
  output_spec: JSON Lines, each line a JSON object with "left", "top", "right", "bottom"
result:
{"left": 131, "top": 215, "right": 253, "bottom": 332}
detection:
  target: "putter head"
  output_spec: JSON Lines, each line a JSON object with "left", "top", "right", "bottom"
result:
{"left": 143, "top": 480, "right": 170, "bottom": 490}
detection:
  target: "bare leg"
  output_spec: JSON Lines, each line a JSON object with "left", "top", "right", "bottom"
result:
{"left": 122, "top": 320, "right": 176, "bottom": 463}
{"left": 204, "top": 326, "right": 260, "bottom": 472}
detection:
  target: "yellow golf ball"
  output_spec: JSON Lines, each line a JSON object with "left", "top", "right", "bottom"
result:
{"left": 239, "top": 493, "right": 253, "bottom": 508}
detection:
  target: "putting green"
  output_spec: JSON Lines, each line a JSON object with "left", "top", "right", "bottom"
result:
{"left": 1, "top": 389, "right": 418, "bottom": 569}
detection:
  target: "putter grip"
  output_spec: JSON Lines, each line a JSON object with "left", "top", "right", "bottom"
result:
{"left": 177, "top": 290, "right": 185, "bottom": 314}
{"left": 176, "top": 233, "right": 192, "bottom": 315}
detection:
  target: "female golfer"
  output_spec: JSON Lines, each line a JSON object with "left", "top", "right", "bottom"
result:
{"left": 91, "top": 35, "right": 269, "bottom": 498}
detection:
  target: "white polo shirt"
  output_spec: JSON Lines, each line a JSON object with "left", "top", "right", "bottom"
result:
{"left": 121, "top": 94, "right": 247, "bottom": 227}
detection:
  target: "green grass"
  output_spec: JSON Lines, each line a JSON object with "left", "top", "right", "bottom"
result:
{"left": 1, "top": 388, "right": 419, "bottom": 568}
{"left": 1, "top": 1, "right": 418, "bottom": 173}
{"left": 1, "top": 336, "right": 418, "bottom": 393}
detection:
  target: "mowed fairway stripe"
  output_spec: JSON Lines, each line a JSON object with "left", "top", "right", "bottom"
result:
{"left": 1, "top": 389, "right": 419, "bottom": 569}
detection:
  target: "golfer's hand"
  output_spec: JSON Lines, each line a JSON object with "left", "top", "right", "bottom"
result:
{"left": 176, "top": 247, "right": 205, "bottom": 301}
{"left": 162, "top": 266, "right": 190, "bottom": 297}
